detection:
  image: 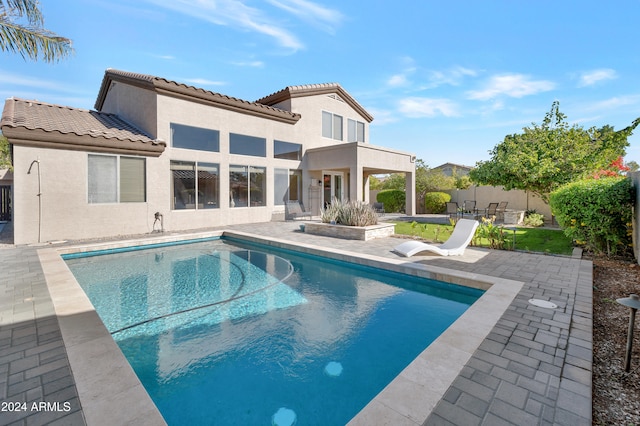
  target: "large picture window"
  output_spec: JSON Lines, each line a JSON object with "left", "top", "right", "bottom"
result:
{"left": 322, "top": 111, "right": 343, "bottom": 140}
{"left": 171, "top": 161, "right": 219, "bottom": 210}
{"left": 171, "top": 123, "right": 220, "bottom": 152}
{"left": 274, "top": 140, "right": 302, "bottom": 160}
{"left": 274, "top": 169, "right": 302, "bottom": 206}
{"left": 230, "top": 133, "right": 266, "bottom": 157}
{"left": 229, "top": 165, "right": 265, "bottom": 207}
{"left": 348, "top": 119, "right": 365, "bottom": 142}
{"left": 88, "top": 154, "right": 145, "bottom": 203}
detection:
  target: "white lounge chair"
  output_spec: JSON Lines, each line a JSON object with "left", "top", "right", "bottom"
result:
{"left": 393, "top": 219, "right": 479, "bottom": 257}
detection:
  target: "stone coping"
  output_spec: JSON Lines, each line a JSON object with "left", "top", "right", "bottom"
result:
{"left": 38, "top": 230, "right": 522, "bottom": 425}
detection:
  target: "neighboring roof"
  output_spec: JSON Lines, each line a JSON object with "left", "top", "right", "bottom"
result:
{"left": 256, "top": 83, "right": 374, "bottom": 123}
{"left": 433, "top": 162, "right": 473, "bottom": 170}
{"left": 95, "top": 69, "right": 301, "bottom": 124}
{"left": 1, "top": 98, "right": 166, "bottom": 157}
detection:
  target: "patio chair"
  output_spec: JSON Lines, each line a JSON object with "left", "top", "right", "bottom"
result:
{"left": 462, "top": 200, "right": 476, "bottom": 218}
{"left": 496, "top": 201, "right": 508, "bottom": 221}
{"left": 445, "top": 202, "right": 460, "bottom": 222}
{"left": 393, "top": 219, "right": 479, "bottom": 257}
{"left": 372, "top": 202, "right": 385, "bottom": 216}
{"left": 286, "top": 201, "right": 312, "bottom": 220}
{"left": 476, "top": 202, "right": 499, "bottom": 219}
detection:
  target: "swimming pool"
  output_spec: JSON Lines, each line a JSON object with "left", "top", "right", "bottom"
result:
{"left": 64, "top": 237, "right": 483, "bottom": 425}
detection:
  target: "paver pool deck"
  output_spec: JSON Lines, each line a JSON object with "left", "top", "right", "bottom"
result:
{"left": 0, "top": 220, "right": 592, "bottom": 425}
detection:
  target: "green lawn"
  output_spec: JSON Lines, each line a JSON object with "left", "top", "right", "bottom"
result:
{"left": 392, "top": 221, "right": 574, "bottom": 255}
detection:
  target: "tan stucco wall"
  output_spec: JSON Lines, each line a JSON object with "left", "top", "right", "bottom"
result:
{"left": 0, "top": 168, "right": 12, "bottom": 185}
{"left": 10, "top": 82, "right": 417, "bottom": 244}
{"left": 13, "top": 146, "right": 162, "bottom": 244}
{"left": 99, "top": 83, "right": 158, "bottom": 138}
{"left": 446, "top": 185, "right": 552, "bottom": 219}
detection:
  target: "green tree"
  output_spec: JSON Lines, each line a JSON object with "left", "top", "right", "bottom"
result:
{"left": 380, "top": 173, "right": 405, "bottom": 190}
{"left": 626, "top": 160, "right": 639, "bottom": 172}
{"left": 368, "top": 175, "right": 383, "bottom": 190}
{"left": 1, "top": 0, "right": 73, "bottom": 62}
{"left": 0, "top": 135, "right": 10, "bottom": 169}
{"left": 470, "top": 101, "right": 639, "bottom": 203}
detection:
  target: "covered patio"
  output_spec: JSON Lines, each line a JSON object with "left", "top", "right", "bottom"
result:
{"left": 304, "top": 142, "right": 416, "bottom": 215}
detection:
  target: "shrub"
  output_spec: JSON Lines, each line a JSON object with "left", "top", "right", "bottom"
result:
{"left": 523, "top": 213, "right": 545, "bottom": 227}
{"left": 423, "top": 192, "right": 451, "bottom": 213}
{"left": 321, "top": 198, "right": 378, "bottom": 226}
{"left": 376, "top": 189, "right": 405, "bottom": 213}
{"left": 549, "top": 177, "right": 633, "bottom": 256}
{"left": 474, "top": 216, "right": 511, "bottom": 250}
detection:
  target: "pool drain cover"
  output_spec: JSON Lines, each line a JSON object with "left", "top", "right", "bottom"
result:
{"left": 529, "top": 299, "right": 558, "bottom": 309}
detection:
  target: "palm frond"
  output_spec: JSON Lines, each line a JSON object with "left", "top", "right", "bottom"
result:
{"left": 0, "top": 18, "right": 72, "bottom": 62}
{"left": 0, "top": 0, "right": 43, "bottom": 26}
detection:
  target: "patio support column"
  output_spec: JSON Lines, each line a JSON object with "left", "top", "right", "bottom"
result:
{"left": 363, "top": 173, "right": 370, "bottom": 204}
{"left": 350, "top": 165, "right": 363, "bottom": 202}
{"left": 405, "top": 171, "right": 416, "bottom": 216}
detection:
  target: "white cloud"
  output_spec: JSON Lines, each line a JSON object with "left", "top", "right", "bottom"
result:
{"left": 231, "top": 60, "right": 265, "bottom": 68}
{"left": 423, "top": 66, "right": 478, "bottom": 89}
{"left": 366, "top": 107, "right": 398, "bottom": 125}
{"left": 183, "top": 78, "right": 226, "bottom": 86}
{"left": 582, "top": 95, "right": 640, "bottom": 111}
{"left": 143, "top": 0, "right": 304, "bottom": 51}
{"left": 398, "top": 97, "right": 460, "bottom": 118}
{"left": 578, "top": 68, "right": 617, "bottom": 87}
{"left": 265, "top": 0, "right": 343, "bottom": 34}
{"left": 467, "top": 74, "right": 555, "bottom": 100}
{"left": 0, "top": 70, "right": 68, "bottom": 92}
{"left": 387, "top": 74, "right": 409, "bottom": 87}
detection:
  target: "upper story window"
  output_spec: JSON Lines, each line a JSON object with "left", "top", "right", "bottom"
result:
{"left": 322, "top": 111, "right": 343, "bottom": 140}
{"left": 274, "top": 140, "right": 302, "bottom": 160}
{"left": 88, "top": 154, "right": 146, "bottom": 203}
{"left": 171, "top": 123, "right": 220, "bottom": 152}
{"left": 348, "top": 119, "right": 365, "bottom": 142}
{"left": 230, "top": 133, "right": 266, "bottom": 157}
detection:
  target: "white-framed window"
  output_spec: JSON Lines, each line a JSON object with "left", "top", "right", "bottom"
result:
{"left": 348, "top": 119, "right": 365, "bottom": 142}
{"left": 229, "top": 165, "right": 266, "bottom": 207}
{"left": 171, "top": 161, "right": 220, "bottom": 210}
{"left": 274, "top": 169, "right": 302, "bottom": 205}
{"left": 322, "top": 111, "right": 343, "bottom": 140}
{"left": 88, "top": 154, "right": 146, "bottom": 203}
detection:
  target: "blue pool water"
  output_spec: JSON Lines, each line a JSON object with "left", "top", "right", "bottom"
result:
{"left": 64, "top": 238, "right": 483, "bottom": 425}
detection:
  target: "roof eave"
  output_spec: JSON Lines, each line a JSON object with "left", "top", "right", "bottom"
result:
{"left": 96, "top": 70, "right": 301, "bottom": 124}
{"left": 2, "top": 126, "right": 166, "bottom": 157}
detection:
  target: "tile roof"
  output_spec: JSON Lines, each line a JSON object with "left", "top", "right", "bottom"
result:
{"left": 256, "top": 83, "right": 374, "bottom": 123}
{"left": 95, "top": 69, "right": 301, "bottom": 124}
{"left": 1, "top": 98, "right": 165, "bottom": 156}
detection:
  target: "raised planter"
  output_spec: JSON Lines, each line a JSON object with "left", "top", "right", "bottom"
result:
{"left": 303, "top": 222, "right": 395, "bottom": 241}
{"left": 503, "top": 210, "right": 525, "bottom": 225}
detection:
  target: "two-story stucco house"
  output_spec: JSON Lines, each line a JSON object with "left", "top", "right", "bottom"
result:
{"left": 1, "top": 69, "right": 416, "bottom": 245}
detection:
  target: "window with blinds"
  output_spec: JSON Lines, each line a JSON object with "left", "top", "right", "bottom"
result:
{"left": 88, "top": 154, "right": 146, "bottom": 203}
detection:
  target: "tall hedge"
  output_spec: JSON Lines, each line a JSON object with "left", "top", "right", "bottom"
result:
{"left": 376, "top": 189, "right": 405, "bottom": 213}
{"left": 549, "top": 177, "right": 633, "bottom": 256}
{"left": 424, "top": 192, "right": 451, "bottom": 213}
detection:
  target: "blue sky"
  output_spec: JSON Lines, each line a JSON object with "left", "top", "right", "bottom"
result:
{"left": 2, "top": 0, "right": 640, "bottom": 167}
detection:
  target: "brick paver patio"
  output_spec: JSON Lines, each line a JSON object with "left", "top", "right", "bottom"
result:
{"left": 0, "top": 220, "right": 592, "bottom": 425}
